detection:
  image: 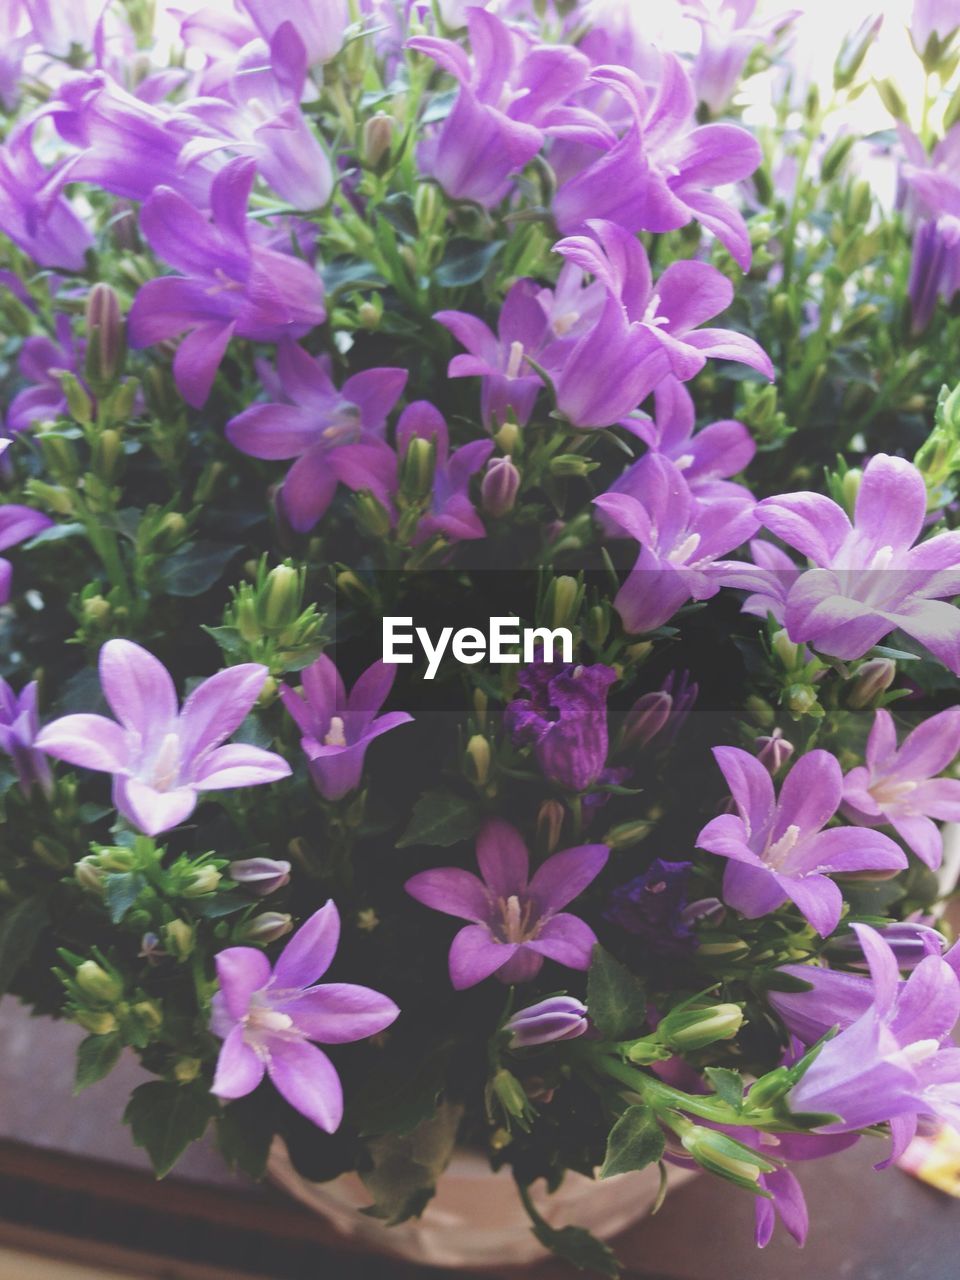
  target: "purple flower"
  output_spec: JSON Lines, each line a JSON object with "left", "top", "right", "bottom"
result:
{"left": 594, "top": 456, "right": 759, "bottom": 634}
{"left": 622, "top": 670, "right": 699, "bottom": 750}
{"left": 0, "top": 679, "right": 52, "bottom": 797}
{"left": 0, "top": 1, "right": 31, "bottom": 111}
{"left": 35, "top": 640, "right": 291, "bottom": 836}
{"left": 393, "top": 401, "right": 494, "bottom": 544}
{"left": 551, "top": 220, "right": 772, "bottom": 429}
{"left": 755, "top": 454, "right": 960, "bottom": 673}
{"left": 0, "top": 120, "right": 93, "bottom": 270}
{"left": 410, "top": 8, "right": 595, "bottom": 206}
{"left": 826, "top": 920, "right": 948, "bottom": 972}
{"left": 6, "top": 314, "right": 80, "bottom": 435}
{"left": 405, "top": 818, "right": 608, "bottom": 988}
{"left": 911, "top": 0, "right": 960, "bottom": 56}
{"left": 841, "top": 708, "right": 960, "bottom": 870}
{"left": 435, "top": 279, "right": 550, "bottom": 430}
{"left": 689, "top": 1, "right": 799, "bottom": 116}
{"left": 696, "top": 747, "right": 907, "bottom": 936}
{"left": 740, "top": 1127, "right": 856, "bottom": 1249}
{"left": 504, "top": 657, "right": 617, "bottom": 792}
{"left": 239, "top": 0, "right": 350, "bottom": 67}
{"left": 605, "top": 859, "right": 697, "bottom": 957}
{"left": 615, "top": 380, "right": 756, "bottom": 505}
{"left": 128, "top": 158, "right": 326, "bottom": 408}
{"left": 506, "top": 995, "right": 590, "bottom": 1047}
{"left": 229, "top": 857, "right": 292, "bottom": 896}
{"left": 226, "top": 340, "right": 405, "bottom": 533}
{"left": 553, "top": 60, "right": 762, "bottom": 270}
{"left": 907, "top": 217, "right": 960, "bottom": 333}
{"left": 25, "top": 0, "right": 105, "bottom": 57}
{"left": 211, "top": 900, "right": 399, "bottom": 1132}
{"left": 0, "top": 503, "right": 54, "bottom": 604}
{"left": 784, "top": 925, "right": 960, "bottom": 1162}
{"left": 279, "top": 655, "right": 413, "bottom": 802}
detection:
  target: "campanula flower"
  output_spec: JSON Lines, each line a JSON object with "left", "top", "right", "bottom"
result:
{"left": 755, "top": 454, "right": 960, "bottom": 673}
{"left": 280, "top": 655, "right": 413, "bottom": 802}
{"left": 406, "top": 818, "right": 608, "bottom": 987}
{"left": 128, "top": 158, "right": 327, "bottom": 407}
{"left": 605, "top": 859, "right": 698, "bottom": 957}
{"left": 6, "top": 314, "right": 80, "bottom": 435}
{"left": 841, "top": 707, "right": 960, "bottom": 870}
{"left": 211, "top": 900, "right": 400, "bottom": 1132}
{"left": 239, "top": 0, "right": 350, "bottom": 67}
{"left": 696, "top": 747, "right": 907, "bottom": 936}
{"left": 622, "top": 671, "right": 699, "bottom": 750}
{"left": 595, "top": 455, "right": 759, "bottom": 634}
{"left": 506, "top": 995, "right": 590, "bottom": 1047}
{"left": 0, "top": 678, "right": 52, "bottom": 797}
{"left": 910, "top": 0, "right": 960, "bottom": 58}
{"left": 226, "top": 340, "right": 405, "bottom": 532}
{"left": 688, "top": 1, "right": 799, "bottom": 116}
{"left": 36, "top": 640, "right": 291, "bottom": 835}
{"left": 0, "top": 120, "right": 93, "bottom": 270}
{"left": 0, "top": 0, "right": 31, "bottom": 111}
{"left": 0, "top": 503, "right": 53, "bottom": 604}
{"left": 505, "top": 656, "right": 617, "bottom": 792}
{"left": 229, "top": 857, "right": 292, "bottom": 896}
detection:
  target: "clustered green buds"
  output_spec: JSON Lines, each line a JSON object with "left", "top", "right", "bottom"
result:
{"left": 218, "top": 558, "right": 327, "bottom": 675}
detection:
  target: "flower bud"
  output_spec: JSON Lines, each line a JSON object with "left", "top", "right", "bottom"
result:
{"left": 162, "top": 919, "right": 195, "bottom": 960}
{"left": 358, "top": 295, "right": 383, "bottom": 330}
{"left": 755, "top": 727, "right": 794, "bottom": 775}
{"left": 536, "top": 798, "right": 565, "bottom": 855}
{"left": 584, "top": 603, "right": 610, "bottom": 649}
{"left": 549, "top": 453, "right": 598, "bottom": 478}
{"left": 481, "top": 457, "right": 520, "bottom": 517}
{"left": 60, "top": 371, "right": 93, "bottom": 426}
{"left": 354, "top": 492, "right": 394, "bottom": 539}
{"left": 75, "top": 1009, "right": 118, "bottom": 1035}
{"left": 229, "top": 857, "right": 291, "bottom": 896}
{"left": 84, "top": 283, "right": 126, "bottom": 391}
{"left": 465, "top": 734, "right": 492, "bottom": 786}
{"left": 81, "top": 594, "right": 112, "bottom": 626}
{"left": 506, "top": 996, "right": 589, "bottom": 1048}
{"left": 494, "top": 420, "right": 520, "bottom": 455}
{"left": 786, "top": 684, "right": 819, "bottom": 717}
{"left": 679, "top": 1124, "right": 769, "bottom": 1186}
{"left": 132, "top": 999, "right": 163, "bottom": 1030}
{"left": 833, "top": 13, "right": 882, "bottom": 89}
{"left": 414, "top": 182, "right": 441, "bottom": 235}
{"left": 401, "top": 436, "right": 436, "bottom": 501}
{"left": 362, "top": 112, "right": 396, "bottom": 170}
{"left": 491, "top": 1068, "right": 530, "bottom": 1120}
{"left": 153, "top": 512, "right": 188, "bottom": 552}
{"left": 846, "top": 658, "right": 895, "bottom": 709}
{"left": 603, "top": 818, "right": 653, "bottom": 849}
{"left": 840, "top": 467, "right": 861, "bottom": 516}
{"left": 181, "top": 866, "right": 221, "bottom": 897}
{"left": 236, "top": 912, "right": 294, "bottom": 944}
{"left": 771, "top": 629, "right": 800, "bottom": 670}
{"left": 258, "top": 564, "right": 302, "bottom": 633}
{"left": 75, "top": 960, "right": 123, "bottom": 1004}
{"left": 75, "top": 856, "right": 105, "bottom": 895}
{"left": 173, "top": 1057, "right": 202, "bottom": 1084}
{"left": 744, "top": 695, "right": 775, "bottom": 729}
{"left": 543, "top": 574, "right": 581, "bottom": 631}
{"left": 657, "top": 1003, "right": 744, "bottom": 1051}
{"left": 622, "top": 691, "right": 672, "bottom": 750}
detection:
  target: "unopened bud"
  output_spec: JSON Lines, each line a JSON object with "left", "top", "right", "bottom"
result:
{"left": 181, "top": 866, "right": 221, "bottom": 898}
{"left": 771, "top": 629, "right": 800, "bottom": 670}
{"left": 362, "top": 112, "right": 396, "bottom": 170}
{"left": 491, "top": 1068, "right": 529, "bottom": 1120}
{"left": 847, "top": 657, "right": 896, "bottom": 709}
{"left": 544, "top": 574, "right": 581, "bottom": 631}
{"left": 755, "top": 727, "right": 794, "bottom": 775}
{"left": 173, "top": 1056, "right": 201, "bottom": 1083}
{"left": 603, "top": 818, "right": 653, "bottom": 850}
{"left": 657, "top": 1003, "right": 744, "bottom": 1051}
{"left": 536, "top": 798, "right": 565, "bottom": 855}
{"left": 786, "top": 684, "right": 818, "bottom": 716}
{"left": 401, "top": 436, "right": 436, "bottom": 501}
{"left": 92, "top": 428, "right": 122, "bottom": 482}
{"left": 623, "top": 691, "right": 672, "bottom": 750}
{"left": 358, "top": 295, "right": 383, "bottom": 329}
{"left": 494, "top": 420, "right": 520, "bottom": 455}
{"left": 679, "top": 1124, "right": 768, "bottom": 1186}
{"left": 354, "top": 491, "right": 393, "bottom": 539}
{"left": 75, "top": 960, "right": 123, "bottom": 1004}
{"left": 840, "top": 467, "right": 861, "bottom": 516}
{"left": 506, "top": 996, "right": 589, "bottom": 1048}
{"left": 549, "top": 453, "right": 597, "bottom": 478}
{"left": 75, "top": 857, "right": 105, "bottom": 895}
{"left": 236, "top": 912, "right": 294, "bottom": 944}
{"left": 481, "top": 457, "right": 520, "bottom": 517}
{"left": 75, "top": 1009, "right": 118, "bottom": 1035}
{"left": 744, "top": 695, "right": 775, "bottom": 729}
{"left": 414, "top": 182, "right": 441, "bottom": 234}
{"left": 584, "top": 603, "right": 610, "bottom": 648}
{"left": 132, "top": 999, "right": 163, "bottom": 1030}
{"left": 85, "top": 283, "right": 126, "bottom": 390}
{"left": 259, "top": 564, "right": 302, "bottom": 632}
{"left": 465, "top": 734, "right": 492, "bottom": 786}
{"left": 162, "top": 919, "right": 195, "bottom": 960}
{"left": 833, "top": 13, "right": 882, "bottom": 90}
{"left": 153, "top": 512, "right": 188, "bottom": 552}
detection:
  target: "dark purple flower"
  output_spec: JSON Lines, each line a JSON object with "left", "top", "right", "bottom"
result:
{"left": 226, "top": 340, "right": 404, "bottom": 533}
{"left": 841, "top": 707, "right": 960, "bottom": 870}
{"left": 696, "top": 747, "right": 907, "bottom": 936}
{"left": 393, "top": 400, "right": 494, "bottom": 544}
{"left": 280, "top": 655, "right": 413, "bottom": 802}
{"left": 551, "top": 220, "right": 773, "bottom": 429}
{"left": 605, "top": 859, "right": 697, "bottom": 956}
{"left": 405, "top": 818, "right": 608, "bottom": 987}
{"left": 505, "top": 657, "right": 617, "bottom": 792}
{"left": 595, "top": 456, "right": 759, "bottom": 634}
{"left": 128, "top": 158, "right": 326, "bottom": 408}
{"left": 0, "top": 678, "right": 52, "bottom": 797}
{"left": 0, "top": 503, "right": 53, "bottom": 604}
{"left": 0, "top": 120, "right": 93, "bottom": 270}
{"left": 6, "top": 314, "right": 80, "bottom": 435}
{"left": 553, "top": 60, "right": 762, "bottom": 270}
{"left": 211, "top": 899, "right": 399, "bottom": 1132}
{"left": 755, "top": 454, "right": 960, "bottom": 673}
{"left": 907, "top": 216, "right": 960, "bottom": 333}
{"left": 35, "top": 640, "right": 291, "bottom": 835}
{"left": 506, "top": 995, "right": 589, "bottom": 1047}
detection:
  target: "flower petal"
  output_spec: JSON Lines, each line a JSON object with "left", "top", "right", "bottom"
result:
{"left": 266, "top": 1037, "right": 343, "bottom": 1132}
{"left": 116, "top": 777, "right": 197, "bottom": 835}
{"left": 528, "top": 844, "right": 608, "bottom": 912}
{"left": 35, "top": 713, "right": 129, "bottom": 773}
{"left": 526, "top": 912, "right": 597, "bottom": 969}
{"left": 274, "top": 982, "right": 399, "bottom": 1043}
{"left": 211, "top": 1024, "right": 265, "bottom": 1099}
{"left": 178, "top": 664, "right": 269, "bottom": 761}
{"left": 405, "top": 868, "right": 491, "bottom": 923}
{"left": 273, "top": 900, "right": 340, "bottom": 989}
{"left": 191, "top": 743, "right": 292, "bottom": 790}
{"left": 215, "top": 946, "right": 272, "bottom": 1019}
{"left": 778, "top": 873, "right": 843, "bottom": 937}
{"left": 475, "top": 818, "right": 530, "bottom": 897}
{"left": 448, "top": 923, "right": 513, "bottom": 989}
{"left": 99, "top": 639, "right": 178, "bottom": 736}
{"left": 854, "top": 454, "right": 927, "bottom": 554}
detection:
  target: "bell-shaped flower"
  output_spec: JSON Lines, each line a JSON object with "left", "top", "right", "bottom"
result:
{"left": 128, "top": 158, "right": 326, "bottom": 407}
{"left": 410, "top": 8, "right": 595, "bottom": 206}
{"left": 552, "top": 220, "right": 772, "bottom": 428}
{"left": 226, "top": 339, "right": 405, "bottom": 532}
{"left": 6, "top": 314, "right": 80, "bottom": 434}
{"left": 406, "top": 818, "right": 608, "bottom": 988}
{"left": 841, "top": 707, "right": 960, "bottom": 870}
{"left": 784, "top": 924, "right": 960, "bottom": 1163}
{"left": 0, "top": 503, "right": 53, "bottom": 604}
{"left": 0, "top": 678, "right": 52, "bottom": 798}
{"left": 594, "top": 455, "right": 759, "bottom": 633}
{"left": 755, "top": 453, "right": 960, "bottom": 673}
{"left": 553, "top": 60, "right": 762, "bottom": 269}
{"left": 280, "top": 655, "right": 413, "bottom": 802}
{"left": 0, "top": 120, "right": 93, "bottom": 270}
{"left": 211, "top": 900, "right": 400, "bottom": 1132}
{"left": 689, "top": 1, "right": 799, "bottom": 116}
{"left": 35, "top": 640, "right": 291, "bottom": 835}
{"left": 0, "top": 0, "right": 31, "bottom": 112}
{"left": 696, "top": 747, "right": 907, "bottom": 936}
{"left": 239, "top": 0, "right": 350, "bottom": 67}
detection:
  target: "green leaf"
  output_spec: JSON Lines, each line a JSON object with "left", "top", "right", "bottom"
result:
{"left": 75, "top": 1034, "right": 123, "bottom": 1093}
{"left": 104, "top": 871, "right": 146, "bottom": 924}
{"left": 435, "top": 238, "right": 506, "bottom": 287}
{"left": 216, "top": 1096, "right": 274, "bottom": 1180}
{"left": 528, "top": 1221, "right": 621, "bottom": 1278}
{"left": 704, "top": 1068, "right": 744, "bottom": 1110}
{"left": 360, "top": 1102, "right": 462, "bottom": 1225}
{"left": 600, "top": 1105, "right": 665, "bottom": 1179}
{"left": 157, "top": 541, "right": 242, "bottom": 598}
{"left": 396, "top": 790, "right": 481, "bottom": 848}
{"left": 586, "top": 946, "right": 647, "bottom": 1040}
{"left": 0, "top": 897, "right": 48, "bottom": 996}
{"left": 123, "top": 1081, "right": 218, "bottom": 1178}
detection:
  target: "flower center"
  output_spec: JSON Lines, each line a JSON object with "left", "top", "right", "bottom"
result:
{"left": 765, "top": 823, "right": 801, "bottom": 869}
{"left": 149, "top": 732, "right": 181, "bottom": 792}
{"left": 324, "top": 715, "right": 347, "bottom": 747}
{"left": 899, "top": 1038, "right": 940, "bottom": 1067}
{"left": 871, "top": 778, "right": 918, "bottom": 809}
{"left": 642, "top": 293, "right": 669, "bottom": 328}
{"left": 505, "top": 340, "right": 525, "bottom": 380}
{"left": 674, "top": 453, "right": 695, "bottom": 471}
{"left": 667, "top": 532, "right": 701, "bottom": 565}
{"left": 206, "top": 266, "right": 244, "bottom": 295}
{"left": 553, "top": 309, "right": 580, "bottom": 337}
{"left": 498, "top": 894, "right": 540, "bottom": 944}
{"left": 869, "top": 544, "right": 895, "bottom": 571}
